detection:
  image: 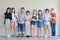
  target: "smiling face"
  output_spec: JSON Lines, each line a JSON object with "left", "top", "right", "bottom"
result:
{"left": 38, "top": 10, "right": 42, "bottom": 15}
{"left": 7, "top": 9, "right": 10, "bottom": 13}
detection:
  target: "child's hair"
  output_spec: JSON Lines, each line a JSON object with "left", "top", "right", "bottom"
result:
{"left": 51, "top": 8, "right": 54, "bottom": 10}
{"left": 45, "top": 8, "right": 49, "bottom": 12}
{"left": 26, "top": 10, "right": 30, "bottom": 14}
{"left": 33, "top": 9, "right": 37, "bottom": 15}
{"left": 11, "top": 7, "right": 15, "bottom": 13}
{"left": 21, "top": 7, "right": 25, "bottom": 9}
{"left": 6, "top": 7, "right": 11, "bottom": 13}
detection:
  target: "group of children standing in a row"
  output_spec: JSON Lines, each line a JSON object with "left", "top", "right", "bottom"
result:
{"left": 3, "top": 7, "right": 56, "bottom": 38}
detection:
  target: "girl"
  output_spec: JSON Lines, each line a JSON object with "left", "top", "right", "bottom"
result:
{"left": 10, "top": 8, "right": 18, "bottom": 37}
{"left": 31, "top": 9, "right": 38, "bottom": 37}
{"left": 37, "top": 10, "right": 44, "bottom": 37}
{"left": 4, "top": 7, "right": 12, "bottom": 38}
{"left": 25, "top": 10, "right": 31, "bottom": 37}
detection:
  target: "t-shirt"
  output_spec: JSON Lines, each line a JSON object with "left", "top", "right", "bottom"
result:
{"left": 50, "top": 13, "right": 56, "bottom": 23}
{"left": 4, "top": 13, "right": 12, "bottom": 20}
{"left": 25, "top": 15, "right": 31, "bottom": 25}
{"left": 43, "top": 13, "right": 51, "bottom": 24}
{"left": 12, "top": 13, "right": 18, "bottom": 21}
{"left": 18, "top": 12, "right": 26, "bottom": 24}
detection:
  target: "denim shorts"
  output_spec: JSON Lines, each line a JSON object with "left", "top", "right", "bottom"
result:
{"left": 4, "top": 19, "right": 10, "bottom": 25}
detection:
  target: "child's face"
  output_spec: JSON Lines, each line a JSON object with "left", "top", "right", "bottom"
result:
{"left": 12, "top": 9, "right": 15, "bottom": 13}
{"left": 45, "top": 10, "right": 49, "bottom": 13}
{"left": 26, "top": 13, "right": 30, "bottom": 16}
{"left": 51, "top": 10, "right": 54, "bottom": 13}
{"left": 21, "top": 9, "right": 25, "bottom": 13}
{"left": 7, "top": 9, "right": 10, "bottom": 13}
{"left": 38, "top": 11, "right": 42, "bottom": 15}
{"left": 33, "top": 11, "right": 37, "bottom": 15}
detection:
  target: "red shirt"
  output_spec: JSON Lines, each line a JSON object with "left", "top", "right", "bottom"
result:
{"left": 50, "top": 13, "right": 56, "bottom": 23}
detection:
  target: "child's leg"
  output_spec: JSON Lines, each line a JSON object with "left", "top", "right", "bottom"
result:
{"left": 44, "top": 25, "right": 48, "bottom": 36}
{"left": 14, "top": 21, "right": 18, "bottom": 35}
{"left": 27, "top": 24, "right": 30, "bottom": 35}
{"left": 32, "top": 25, "right": 34, "bottom": 35}
{"left": 51, "top": 23, "right": 56, "bottom": 36}
{"left": 21, "top": 23, "right": 25, "bottom": 35}
{"left": 41, "top": 27, "right": 44, "bottom": 37}
{"left": 25, "top": 24, "right": 28, "bottom": 35}
{"left": 47, "top": 24, "right": 51, "bottom": 37}
{"left": 18, "top": 23, "right": 21, "bottom": 35}
{"left": 34, "top": 25, "right": 37, "bottom": 36}
{"left": 38, "top": 28, "right": 41, "bottom": 37}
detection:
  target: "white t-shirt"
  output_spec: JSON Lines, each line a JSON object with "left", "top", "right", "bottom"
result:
{"left": 25, "top": 15, "right": 31, "bottom": 25}
{"left": 12, "top": 13, "right": 18, "bottom": 21}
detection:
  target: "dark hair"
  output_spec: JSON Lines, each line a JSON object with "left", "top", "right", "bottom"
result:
{"left": 11, "top": 7, "right": 15, "bottom": 13}
{"left": 21, "top": 7, "right": 25, "bottom": 9}
{"left": 51, "top": 8, "right": 54, "bottom": 10}
{"left": 38, "top": 10, "right": 42, "bottom": 12}
{"left": 26, "top": 10, "right": 30, "bottom": 14}
{"left": 45, "top": 8, "right": 49, "bottom": 12}
{"left": 6, "top": 7, "right": 11, "bottom": 13}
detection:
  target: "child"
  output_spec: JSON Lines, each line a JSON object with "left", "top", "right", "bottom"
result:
{"left": 17, "top": 7, "right": 26, "bottom": 37}
{"left": 43, "top": 9, "right": 51, "bottom": 37}
{"left": 37, "top": 10, "right": 44, "bottom": 37}
{"left": 10, "top": 8, "right": 18, "bottom": 37}
{"left": 50, "top": 8, "right": 56, "bottom": 36}
{"left": 31, "top": 9, "right": 38, "bottom": 37}
{"left": 25, "top": 10, "right": 31, "bottom": 37}
{"left": 4, "top": 7, "right": 12, "bottom": 38}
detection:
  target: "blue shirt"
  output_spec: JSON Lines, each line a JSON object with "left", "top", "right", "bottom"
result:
{"left": 43, "top": 13, "right": 51, "bottom": 24}
{"left": 18, "top": 12, "right": 26, "bottom": 24}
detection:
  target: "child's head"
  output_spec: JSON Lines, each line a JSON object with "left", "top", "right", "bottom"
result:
{"left": 26, "top": 10, "right": 30, "bottom": 16}
{"left": 11, "top": 7, "right": 15, "bottom": 13}
{"left": 20, "top": 7, "right": 25, "bottom": 13}
{"left": 6, "top": 7, "right": 11, "bottom": 13}
{"left": 45, "top": 8, "right": 49, "bottom": 13}
{"left": 38, "top": 10, "right": 42, "bottom": 15}
{"left": 51, "top": 8, "right": 55, "bottom": 13}
{"left": 33, "top": 9, "right": 37, "bottom": 15}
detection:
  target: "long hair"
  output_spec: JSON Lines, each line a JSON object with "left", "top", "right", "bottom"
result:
{"left": 5, "top": 7, "right": 11, "bottom": 13}
{"left": 11, "top": 7, "right": 15, "bottom": 14}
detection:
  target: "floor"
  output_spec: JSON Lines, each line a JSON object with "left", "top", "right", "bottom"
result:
{"left": 0, "top": 36, "right": 60, "bottom": 40}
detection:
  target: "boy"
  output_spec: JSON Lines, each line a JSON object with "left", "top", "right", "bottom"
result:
{"left": 43, "top": 9, "right": 51, "bottom": 37}
{"left": 50, "top": 8, "right": 56, "bottom": 36}
{"left": 17, "top": 7, "right": 26, "bottom": 37}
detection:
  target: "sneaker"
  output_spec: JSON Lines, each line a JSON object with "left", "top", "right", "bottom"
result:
{"left": 44, "top": 35, "right": 47, "bottom": 38}
{"left": 7, "top": 35, "right": 11, "bottom": 39}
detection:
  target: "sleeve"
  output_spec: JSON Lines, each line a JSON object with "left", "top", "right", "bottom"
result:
{"left": 54, "top": 13, "right": 56, "bottom": 18}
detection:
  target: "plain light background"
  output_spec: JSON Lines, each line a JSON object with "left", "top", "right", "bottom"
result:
{"left": 0, "top": 0, "right": 59, "bottom": 36}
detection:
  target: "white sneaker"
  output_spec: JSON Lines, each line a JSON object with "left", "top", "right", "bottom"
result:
{"left": 7, "top": 35, "right": 11, "bottom": 39}
{"left": 45, "top": 35, "right": 47, "bottom": 38}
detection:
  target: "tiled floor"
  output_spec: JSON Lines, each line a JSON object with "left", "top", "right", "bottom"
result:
{"left": 0, "top": 36, "right": 60, "bottom": 40}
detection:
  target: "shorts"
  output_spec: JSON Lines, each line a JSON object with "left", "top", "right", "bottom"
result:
{"left": 18, "top": 23, "right": 25, "bottom": 32}
{"left": 31, "top": 21, "right": 37, "bottom": 25}
{"left": 11, "top": 20, "right": 17, "bottom": 27}
{"left": 4, "top": 19, "right": 10, "bottom": 25}
{"left": 37, "top": 22, "right": 43, "bottom": 28}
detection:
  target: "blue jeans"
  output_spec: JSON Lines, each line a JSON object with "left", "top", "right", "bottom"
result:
{"left": 51, "top": 23, "right": 56, "bottom": 36}
{"left": 18, "top": 23, "right": 25, "bottom": 32}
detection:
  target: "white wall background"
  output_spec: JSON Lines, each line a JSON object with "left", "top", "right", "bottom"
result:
{"left": 0, "top": 0, "right": 59, "bottom": 36}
